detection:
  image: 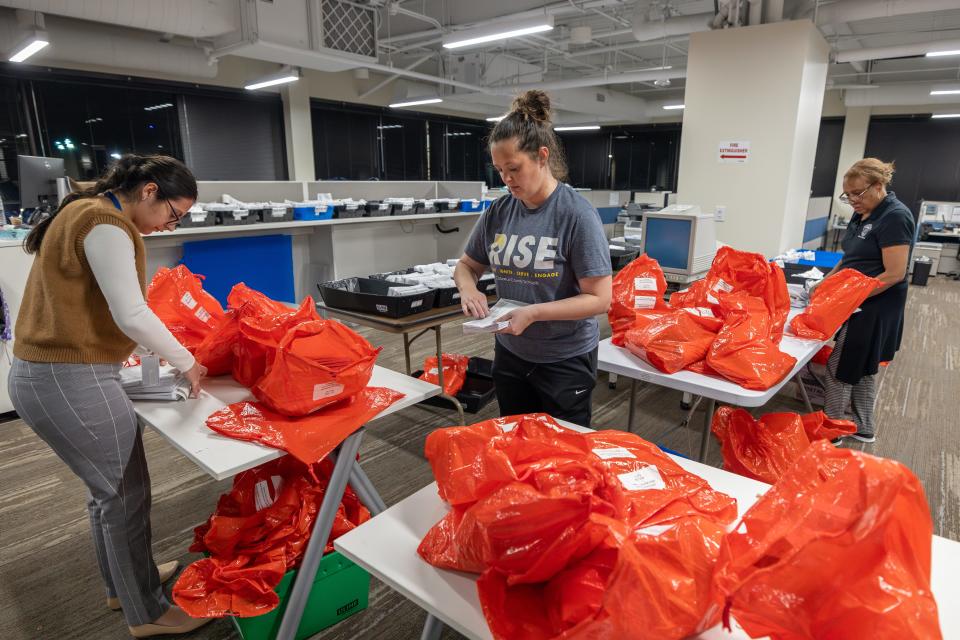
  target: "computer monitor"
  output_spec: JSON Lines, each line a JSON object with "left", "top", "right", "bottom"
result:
{"left": 18, "top": 155, "right": 65, "bottom": 210}
{"left": 639, "top": 205, "right": 717, "bottom": 283}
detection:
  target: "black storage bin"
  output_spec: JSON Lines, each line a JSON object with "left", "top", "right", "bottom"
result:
{"left": 366, "top": 201, "right": 393, "bottom": 217}
{"left": 392, "top": 202, "right": 419, "bottom": 216}
{"left": 178, "top": 210, "right": 216, "bottom": 228}
{"left": 911, "top": 258, "right": 933, "bottom": 286}
{"left": 780, "top": 262, "right": 823, "bottom": 286}
{"left": 418, "top": 200, "right": 439, "bottom": 215}
{"left": 214, "top": 209, "right": 257, "bottom": 226}
{"left": 255, "top": 206, "right": 293, "bottom": 223}
{"left": 433, "top": 199, "right": 459, "bottom": 213}
{"left": 369, "top": 269, "right": 460, "bottom": 308}
{"left": 318, "top": 277, "right": 436, "bottom": 318}
{"left": 478, "top": 276, "right": 497, "bottom": 295}
{"left": 334, "top": 203, "right": 366, "bottom": 219}
{"left": 413, "top": 356, "right": 496, "bottom": 413}
{"left": 610, "top": 247, "right": 639, "bottom": 271}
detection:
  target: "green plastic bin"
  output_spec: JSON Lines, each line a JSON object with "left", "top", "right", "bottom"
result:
{"left": 230, "top": 551, "right": 370, "bottom": 640}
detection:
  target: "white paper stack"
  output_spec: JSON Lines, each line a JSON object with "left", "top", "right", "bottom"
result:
{"left": 119, "top": 366, "right": 191, "bottom": 401}
{"left": 462, "top": 299, "right": 527, "bottom": 335}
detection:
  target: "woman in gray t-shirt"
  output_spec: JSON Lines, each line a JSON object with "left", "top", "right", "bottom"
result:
{"left": 453, "top": 90, "right": 612, "bottom": 427}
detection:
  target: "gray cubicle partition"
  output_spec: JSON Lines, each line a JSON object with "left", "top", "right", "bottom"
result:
{"left": 308, "top": 181, "right": 438, "bottom": 200}
{"left": 437, "top": 181, "right": 484, "bottom": 200}
{"left": 197, "top": 181, "right": 307, "bottom": 203}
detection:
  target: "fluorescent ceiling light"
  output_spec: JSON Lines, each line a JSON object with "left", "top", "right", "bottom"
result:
{"left": 662, "top": 104, "right": 685, "bottom": 110}
{"left": 9, "top": 32, "right": 49, "bottom": 63}
{"left": 926, "top": 49, "right": 960, "bottom": 57}
{"left": 110, "top": 152, "right": 122, "bottom": 159}
{"left": 486, "top": 116, "right": 505, "bottom": 122}
{"left": 144, "top": 102, "right": 174, "bottom": 111}
{"left": 443, "top": 15, "right": 554, "bottom": 50}
{"left": 930, "top": 89, "right": 960, "bottom": 96}
{"left": 245, "top": 67, "right": 300, "bottom": 91}
{"left": 931, "top": 113, "right": 960, "bottom": 119}
{"left": 389, "top": 98, "right": 443, "bottom": 108}
{"left": 634, "top": 65, "right": 672, "bottom": 72}
{"left": 554, "top": 125, "right": 600, "bottom": 131}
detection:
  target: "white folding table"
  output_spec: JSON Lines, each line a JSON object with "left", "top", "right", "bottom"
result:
{"left": 335, "top": 419, "right": 960, "bottom": 640}
{"left": 132, "top": 365, "right": 440, "bottom": 640}
{"left": 598, "top": 309, "right": 824, "bottom": 462}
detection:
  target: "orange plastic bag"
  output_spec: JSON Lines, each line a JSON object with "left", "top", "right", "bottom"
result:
{"left": 232, "top": 296, "right": 321, "bottom": 388}
{"left": 252, "top": 319, "right": 380, "bottom": 416}
{"left": 622, "top": 309, "right": 722, "bottom": 374}
{"left": 800, "top": 410, "right": 856, "bottom": 441}
{"left": 706, "top": 292, "right": 797, "bottom": 390}
{"left": 713, "top": 440, "right": 941, "bottom": 640}
{"left": 206, "top": 387, "right": 403, "bottom": 465}
{"left": 147, "top": 265, "right": 225, "bottom": 351}
{"left": 227, "top": 282, "right": 292, "bottom": 315}
{"left": 608, "top": 254, "right": 669, "bottom": 347}
{"left": 811, "top": 344, "right": 832, "bottom": 365}
{"left": 419, "top": 354, "right": 469, "bottom": 396}
{"left": 173, "top": 456, "right": 370, "bottom": 618}
{"left": 192, "top": 310, "right": 240, "bottom": 376}
{"left": 789, "top": 268, "right": 882, "bottom": 340}
{"left": 710, "top": 407, "right": 811, "bottom": 484}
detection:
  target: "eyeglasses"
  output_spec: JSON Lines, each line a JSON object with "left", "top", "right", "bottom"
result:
{"left": 838, "top": 184, "right": 874, "bottom": 205}
{"left": 164, "top": 200, "right": 185, "bottom": 228}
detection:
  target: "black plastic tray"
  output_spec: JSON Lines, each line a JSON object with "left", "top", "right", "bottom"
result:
{"left": 366, "top": 201, "right": 394, "bottom": 217}
{"left": 610, "top": 248, "right": 639, "bottom": 270}
{"left": 478, "top": 277, "right": 497, "bottom": 295}
{"left": 254, "top": 207, "right": 294, "bottom": 223}
{"left": 369, "top": 269, "right": 461, "bottom": 309}
{"left": 178, "top": 212, "right": 216, "bottom": 228}
{"left": 333, "top": 204, "right": 366, "bottom": 219}
{"left": 317, "top": 277, "right": 436, "bottom": 318}
{"left": 214, "top": 210, "right": 258, "bottom": 226}
{"left": 418, "top": 201, "right": 439, "bottom": 215}
{"left": 413, "top": 356, "right": 496, "bottom": 413}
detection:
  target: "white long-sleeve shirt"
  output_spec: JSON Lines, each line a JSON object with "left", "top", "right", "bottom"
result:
{"left": 83, "top": 224, "right": 196, "bottom": 372}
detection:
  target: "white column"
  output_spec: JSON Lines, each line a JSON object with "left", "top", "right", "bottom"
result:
{"left": 676, "top": 20, "right": 830, "bottom": 256}
{"left": 831, "top": 106, "right": 871, "bottom": 223}
{"left": 281, "top": 81, "right": 316, "bottom": 181}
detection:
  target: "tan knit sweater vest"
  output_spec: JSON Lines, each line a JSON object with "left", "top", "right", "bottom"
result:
{"left": 14, "top": 196, "right": 146, "bottom": 364}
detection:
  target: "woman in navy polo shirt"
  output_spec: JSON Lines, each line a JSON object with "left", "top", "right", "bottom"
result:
{"left": 816, "top": 158, "right": 915, "bottom": 444}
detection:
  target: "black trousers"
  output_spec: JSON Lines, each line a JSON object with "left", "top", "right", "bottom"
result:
{"left": 492, "top": 341, "right": 599, "bottom": 428}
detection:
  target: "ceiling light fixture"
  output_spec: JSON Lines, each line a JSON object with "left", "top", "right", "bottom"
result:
{"left": 144, "top": 102, "right": 174, "bottom": 111}
{"left": 486, "top": 116, "right": 505, "bottom": 122}
{"left": 930, "top": 89, "right": 960, "bottom": 96}
{"left": 443, "top": 15, "right": 554, "bottom": 50}
{"left": 554, "top": 125, "right": 600, "bottom": 131}
{"left": 245, "top": 66, "right": 300, "bottom": 91}
{"left": 8, "top": 31, "right": 49, "bottom": 63}
{"left": 931, "top": 113, "right": 960, "bottom": 119}
{"left": 389, "top": 97, "right": 443, "bottom": 108}
{"left": 662, "top": 104, "right": 685, "bottom": 110}
{"left": 926, "top": 49, "right": 960, "bottom": 57}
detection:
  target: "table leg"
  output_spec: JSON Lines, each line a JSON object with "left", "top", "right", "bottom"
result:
{"left": 608, "top": 372, "right": 618, "bottom": 389}
{"left": 627, "top": 379, "right": 637, "bottom": 433}
{"left": 274, "top": 430, "right": 366, "bottom": 640}
{"left": 349, "top": 464, "right": 388, "bottom": 515}
{"left": 796, "top": 373, "right": 815, "bottom": 413}
{"left": 434, "top": 326, "right": 466, "bottom": 425}
{"left": 421, "top": 613, "right": 445, "bottom": 640}
{"left": 403, "top": 332, "right": 412, "bottom": 375}
{"left": 699, "top": 398, "right": 716, "bottom": 463}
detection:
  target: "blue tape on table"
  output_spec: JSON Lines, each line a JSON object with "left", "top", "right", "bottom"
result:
{"left": 181, "top": 234, "right": 295, "bottom": 307}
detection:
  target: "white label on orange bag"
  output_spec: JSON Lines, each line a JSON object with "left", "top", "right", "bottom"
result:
{"left": 706, "top": 292, "right": 719, "bottom": 305}
{"left": 313, "top": 381, "right": 345, "bottom": 401}
{"left": 683, "top": 307, "right": 715, "bottom": 318}
{"left": 180, "top": 292, "right": 198, "bottom": 309}
{"left": 254, "top": 476, "right": 282, "bottom": 511}
{"left": 427, "top": 367, "right": 440, "bottom": 375}
{"left": 592, "top": 446, "right": 636, "bottom": 460}
{"left": 634, "top": 277, "right": 657, "bottom": 292}
{"left": 713, "top": 279, "right": 733, "bottom": 293}
{"left": 195, "top": 308, "right": 211, "bottom": 323}
{"left": 618, "top": 465, "right": 666, "bottom": 491}
{"left": 634, "top": 295, "right": 656, "bottom": 309}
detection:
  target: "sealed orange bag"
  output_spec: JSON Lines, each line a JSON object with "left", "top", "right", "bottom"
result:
{"left": 206, "top": 387, "right": 403, "bottom": 465}
{"left": 227, "top": 282, "right": 292, "bottom": 315}
{"left": 710, "top": 407, "right": 811, "bottom": 484}
{"left": 147, "top": 265, "right": 225, "bottom": 351}
{"left": 252, "top": 319, "right": 380, "bottom": 416}
{"left": 713, "top": 440, "right": 941, "bottom": 640}
{"left": 608, "top": 254, "right": 669, "bottom": 347}
{"left": 622, "top": 309, "right": 722, "bottom": 374}
{"left": 192, "top": 310, "right": 240, "bottom": 376}
{"left": 232, "top": 296, "right": 320, "bottom": 388}
{"left": 419, "top": 354, "right": 469, "bottom": 395}
{"left": 173, "top": 456, "right": 370, "bottom": 618}
{"left": 789, "top": 268, "right": 882, "bottom": 340}
{"left": 706, "top": 292, "right": 797, "bottom": 390}
{"left": 800, "top": 410, "right": 856, "bottom": 441}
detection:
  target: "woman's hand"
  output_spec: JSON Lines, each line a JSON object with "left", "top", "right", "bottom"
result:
{"left": 184, "top": 362, "right": 208, "bottom": 399}
{"left": 460, "top": 286, "right": 490, "bottom": 318}
{"left": 496, "top": 306, "right": 539, "bottom": 336}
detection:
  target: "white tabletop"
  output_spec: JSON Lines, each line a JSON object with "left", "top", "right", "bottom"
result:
{"left": 336, "top": 418, "right": 960, "bottom": 639}
{"left": 598, "top": 309, "right": 823, "bottom": 407}
{"left": 133, "top": 365, "right": 439, "bottom": 480}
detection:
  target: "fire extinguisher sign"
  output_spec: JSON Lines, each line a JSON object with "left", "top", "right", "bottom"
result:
{"left": 718, "top": 140, "right": 751, "bottom": 164}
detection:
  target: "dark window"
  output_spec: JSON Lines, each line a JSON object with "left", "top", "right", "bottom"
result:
{"left": 811, "top": 118, "right": 844, "bottom": 197}
{"left": 0, "top": 76, "right": 33, "bottom": 211}
{"left": 864, "top": 115, "right": 960, "bottom": 218}
{"left": 608, "top": 125, "right": 681, "bottom": 192}
{"left": 312, "top": 105, "right": 379, "bottom": 180}
{"left": 379, "top": 114, "right": 425, "bottom": 180}
{"left": 559, "top": 131, "right": 610, "bottom": 189}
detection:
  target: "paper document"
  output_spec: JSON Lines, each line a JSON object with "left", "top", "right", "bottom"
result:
{"left": 120, "top": 365, "right": 191, "bottom": 401}
{"left": 463, "top": 299, "right": 527, "bottom": 335}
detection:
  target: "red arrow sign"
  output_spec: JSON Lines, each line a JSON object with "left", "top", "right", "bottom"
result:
{"left": 720, "top": 154, "right": 747, "bottom": 159}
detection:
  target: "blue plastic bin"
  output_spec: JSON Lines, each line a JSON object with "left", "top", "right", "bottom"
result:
{"left": 292, "top": 203, "right": 333, "bottom": 221}
{"left": 461, "top": 199, "right": 483, "bottom": 212}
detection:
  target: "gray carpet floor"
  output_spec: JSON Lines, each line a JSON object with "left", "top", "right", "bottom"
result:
{"left": 1, "top": 277, "right": 957, "bottom": 639}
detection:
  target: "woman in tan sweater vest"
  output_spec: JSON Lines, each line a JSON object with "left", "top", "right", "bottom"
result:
{"left": 9, "top": 155, "right": 212, "bottom": 637}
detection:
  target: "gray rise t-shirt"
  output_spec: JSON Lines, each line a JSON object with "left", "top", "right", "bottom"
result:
{"left": 464, "top": 183, "right": 612, "bottom": 363}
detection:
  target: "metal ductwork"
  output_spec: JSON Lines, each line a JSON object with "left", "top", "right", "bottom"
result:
{"left": 496, "top": 67, "right": 687, "bottom": 93}
{"left": 0, "top": 10, "right": 218, "bottom": 78}
{"left": 632, "top": 12, "right": 713, "bottom": 42}
{"left": 844, "top": 83, "right": 960, "bottom": 107}
{"left": 815, "top": 0, "right": 960, "bottom": 26}
{"left": 0, "top": 0, "right": 239, "bottom": 39}
{"left": 835, "top": 38, "right": 960, "bottom": 64}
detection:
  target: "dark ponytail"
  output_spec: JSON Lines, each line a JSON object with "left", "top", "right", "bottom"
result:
{"left": 24, "top": 154, "right": 198, "bottom": 254}
{"left": 489, "top": 89, "right": 569, "bottom": 182}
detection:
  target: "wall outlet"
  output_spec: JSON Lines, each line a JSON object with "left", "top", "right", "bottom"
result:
{"left": 715, "top": 205, "right": 726, "bottom": 222}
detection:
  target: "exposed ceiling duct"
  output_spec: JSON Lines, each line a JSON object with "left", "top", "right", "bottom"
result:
{"left": 631, "top": 0, "right": 714, "bottom": 43}
{"left": 494, "top": 67, "right": 687, "bottom": 93}
{"left": 843, "top": 82, "right": 960, "bottom": 107}
{"left": 835, "top": 38, "right": 960, "bottom": 64}
{"left": 814, "top": 0, "right": 960, "bottom": 26}
{"left": 0, "top": 10, "right": 218, "bottom": 79}
{"left": 0, "top": 0, "right": 239, "bottom": 39}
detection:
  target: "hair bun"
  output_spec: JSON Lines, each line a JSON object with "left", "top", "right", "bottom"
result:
{"left": 511, "top": 89, "right": 552, "bottom": 124}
